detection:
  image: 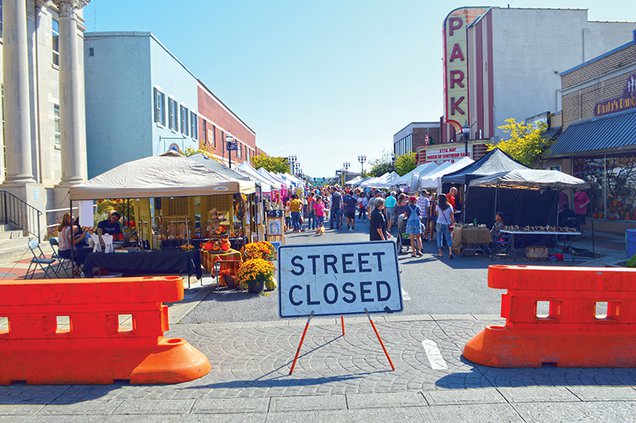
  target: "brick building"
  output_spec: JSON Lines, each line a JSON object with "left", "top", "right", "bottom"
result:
{"left": 549, "top": 30, "right": 636, "bottom": 231}
{"left": 393, "top": 122, "right": 440, "bottom": 158}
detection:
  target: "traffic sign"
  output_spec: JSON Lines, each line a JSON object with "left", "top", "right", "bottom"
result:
{"left": 278, "top": 241, "right": 402, "bottom": 317}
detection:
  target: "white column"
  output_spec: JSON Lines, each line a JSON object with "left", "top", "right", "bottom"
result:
{"left": 2, "top": 0, "right": 36, "bottom": 184}
{"left": 55, "top": 0, "right": 89, "bottom": 185}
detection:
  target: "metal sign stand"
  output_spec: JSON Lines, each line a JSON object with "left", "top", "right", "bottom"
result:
{"left": 288, "top": 310, "right": 395, "bottom": 375}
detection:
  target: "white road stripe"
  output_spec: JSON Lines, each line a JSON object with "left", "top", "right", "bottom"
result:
{"left": 422, "top": 339, "right": 448, "bottom": 370}
{"left": 401, "top": 288, "right": 411, "bottom": 301}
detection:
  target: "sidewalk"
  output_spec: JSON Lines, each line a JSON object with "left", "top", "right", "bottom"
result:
{"left": 2, "top": 315, "right": 636, "bottom": 421}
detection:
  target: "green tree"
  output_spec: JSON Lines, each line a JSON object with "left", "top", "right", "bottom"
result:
{"left": 487, "top": 118, "right": 553, "bottom": 167}
{"left": 251, "top": 154, "right": 290, "bottom": 173}
{"left": 368, "top": 151, "right": 395, "bottom": 177}
{"left": 183, "top": 147, "right": 217, "bottom": 159}
{"left": 394, "top": 152, "right": 417, "bottom": 176}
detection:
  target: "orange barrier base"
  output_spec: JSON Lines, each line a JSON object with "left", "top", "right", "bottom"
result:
{"left": 0, "top": 337, "right": 211, "bottom": 385}
{"left": 464, "top": 324, "right": 636, "bottom": 368}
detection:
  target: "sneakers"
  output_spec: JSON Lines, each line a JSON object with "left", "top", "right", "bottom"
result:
{"left": 349, "top": 227, "right": 354, "bottom": 232}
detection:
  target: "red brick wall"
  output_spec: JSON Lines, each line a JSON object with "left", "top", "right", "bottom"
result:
{"left": 197, "top": 84, "right": 256, "bottom": 162}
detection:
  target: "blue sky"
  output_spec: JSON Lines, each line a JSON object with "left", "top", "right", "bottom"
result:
{"left": 83, "top": 0, "right": 636, "bottom": 177}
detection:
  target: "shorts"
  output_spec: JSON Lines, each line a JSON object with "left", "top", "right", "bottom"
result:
{"left": 345, "top": 212, "right": 356, "bottom": 219}
{"left": 386, "top": 207, "right": 395, "bottom": 220}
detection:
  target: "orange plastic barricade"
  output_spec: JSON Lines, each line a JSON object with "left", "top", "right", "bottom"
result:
{"left": 464, "top": 265, "right": 636, "bottom": 368}
{"left": 0, "top": 276, "right": 211, "bottom": 384}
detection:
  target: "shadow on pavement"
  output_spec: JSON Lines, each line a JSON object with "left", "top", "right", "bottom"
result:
{"left": 185, "top": 374, "right": 366, "bottom": 390}
{"left": 436, "top": 355, "right": 636, "bottom": 389}
{"left": 0, "top": 383, "right": 126, "bottom": 405}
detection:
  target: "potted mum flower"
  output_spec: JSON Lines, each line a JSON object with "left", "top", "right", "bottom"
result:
{"left": 242, "top": 241, "right": 276, "bottom": 261}
{"left": 237, "top": 258, "right": 275, "bottom": 294}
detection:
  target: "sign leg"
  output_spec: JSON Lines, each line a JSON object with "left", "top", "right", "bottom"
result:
{"left": 365, "top": 309, "right": 395, "bottom": 371}
{"left": 289, "top": 312, "right": 314, "bottom": 375}
{"left": 340, "top": 315, "right": 345, "bottom": 337}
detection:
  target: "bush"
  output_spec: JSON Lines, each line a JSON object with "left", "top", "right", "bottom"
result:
{"left": 627, "top": 255, "right": 636, "bottom": 268}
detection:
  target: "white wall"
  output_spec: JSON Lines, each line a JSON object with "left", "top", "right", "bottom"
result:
{"left": 490, "top": 8, "right": 635, "bottom": 140}
{"left": 84, "top": 33, "right": 152, "bottom": 178}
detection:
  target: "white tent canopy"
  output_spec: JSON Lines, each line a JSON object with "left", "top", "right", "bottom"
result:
{"left": 69, "top": 153, "right": 256, "bottom": 200}
{"left": 236, "top": 162, "right": 276, "bottom": 193}
{"left": 346, "top": 175, "right": 363, "bottom": 185}
{"left": 258, "top": 168, "right": 288, "bottom": 188}
{"left": 469, "top": 169, "right": 589, "bottom": 191}
{"left": 393, "top": 163, "right": 438, "bottom": 187}
{"left": 419, "top": 157, "right": 475, "bottom": 191}
{"left": 361, "top": 171, "right": 400, "bottom": 188}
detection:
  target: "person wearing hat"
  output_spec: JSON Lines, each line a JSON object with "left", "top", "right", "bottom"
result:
{"left": 416, "top": 190, "right": 430, "bottom": 241}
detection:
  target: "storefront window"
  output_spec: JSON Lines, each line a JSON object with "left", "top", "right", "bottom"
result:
{"left": 573, "top": 154, "right": 636, "bottom": 221}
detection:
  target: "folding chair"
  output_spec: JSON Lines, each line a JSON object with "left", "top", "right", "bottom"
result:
{"left": 49, "top": 237, "right": 73, "bottom": 277}
{"left": 491, "top": 233, "right": 513, "bottom": 259}
{"left": 25, "top": 239, "right": 59, "bottom": 279}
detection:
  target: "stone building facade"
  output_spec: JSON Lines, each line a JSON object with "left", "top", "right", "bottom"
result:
{"left": 0, "top": 0, "right": 90, "bottom": 237}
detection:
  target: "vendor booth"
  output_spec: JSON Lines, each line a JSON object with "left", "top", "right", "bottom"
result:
{"left": 393, "top": 162, "right": 438, "bottom": 192}
{"left": 469, "top": 169, "right": 588, "bottom": 258}
{"left": 69, "top": 152, "right": 256, "bottom": 281}
{"left": 442, "top": 149, "right": 530, "bottom": 224}
{"left": 419, "top": 157, "right": 474, "bottom": 192}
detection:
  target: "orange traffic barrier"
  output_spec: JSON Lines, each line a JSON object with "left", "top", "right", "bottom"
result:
{"left": 0, "top": 276, "right": 210, "bottom": 384}
{"left": 464, "top": 265, "right": 636, "bottom": 368}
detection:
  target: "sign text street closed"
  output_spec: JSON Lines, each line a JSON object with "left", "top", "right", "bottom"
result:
{"left": 278, "top": 241, "right": 402, "bottom": 318}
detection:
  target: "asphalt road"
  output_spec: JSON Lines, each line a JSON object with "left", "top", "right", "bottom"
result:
{"left": 182, "top": 218, "right": 507, "bottom": 324}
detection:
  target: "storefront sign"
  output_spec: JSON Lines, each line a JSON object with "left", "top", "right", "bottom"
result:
{"left": 443, "top": 7, "right": 487, "bottom": 132}
{"left": 278, "top": 242, "right": 402, "bottom": 317}
{"left": 595, "top": 74, "right": 636, "bottom": 116}
{"left": 425, "top": 144, "right": 471, "bottom": 162}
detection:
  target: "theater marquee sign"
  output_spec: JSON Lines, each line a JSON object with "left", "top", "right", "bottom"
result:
{"left": 594, "top": 74, "right": 636, "bottom": 116}
{"left": 443, "top": 7, "right": 487, "bottom": 132}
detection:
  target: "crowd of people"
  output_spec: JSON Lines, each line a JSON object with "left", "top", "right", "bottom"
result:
{"left": 282, "top": 185, "right": 461, "bottom": 259}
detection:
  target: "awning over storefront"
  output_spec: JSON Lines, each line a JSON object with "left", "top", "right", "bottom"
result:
{"left": 550, "top": 109, "right": 636, "bottom": 157}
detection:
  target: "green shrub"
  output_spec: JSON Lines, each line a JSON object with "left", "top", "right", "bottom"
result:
{"left": 628, "top": 255, "right": 636, "bottom": 268}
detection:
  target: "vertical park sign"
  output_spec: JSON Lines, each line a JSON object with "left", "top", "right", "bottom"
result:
{"left": 443, "top": 7, "right": 487, "bottom": 132}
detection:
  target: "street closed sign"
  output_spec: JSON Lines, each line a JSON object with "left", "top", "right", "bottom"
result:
{"left": 278, "top": 241, "right": 402, "bottom": 317}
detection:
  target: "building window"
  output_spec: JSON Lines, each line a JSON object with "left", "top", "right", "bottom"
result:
{"left": 212, "top": 125, "right": 216, "bottom": 148}
{"left": 221, "top": 131, "right": 225, "bottom": 153}
{"left": 54, "top": 104, "right": 61, "bottom": 148}
{"left": 574, "top": 155, "right": 636, "bottom": 221}
{"left": 52, "top": 18, "right": 60, "bottom": 66}
{"left": 202, "top": 120, "right": 207, "bottom": 144}
{"left": 190, "top": 111, "right": 198, "bottom": 140}
{"left": 168, "top": 98, "right": 178, "bottom": 130}
{"left": 153, "top": 88, "right": 165, "bottom": 126}
{"left": 180, "top": 105, "right": 189, "bottom": 136}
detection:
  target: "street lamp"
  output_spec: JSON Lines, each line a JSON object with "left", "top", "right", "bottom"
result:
{"left": 357, "top": 155, "right": 367, "bottom": 176}
{"left": 226, "top": 132, "right": 237, "bottom": 168}
{"left": 462, "top": 125, "right": 471, "bottom": 157}
{"left": 391, "top": 153, "right": 396, "bottom": 167}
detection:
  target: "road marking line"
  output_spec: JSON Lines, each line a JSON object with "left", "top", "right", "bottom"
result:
{"left": 401, "top": 288, "right": 411, "bottom": 301}
{"left": 422, "top": 339, "right": 448, "bottom": 370}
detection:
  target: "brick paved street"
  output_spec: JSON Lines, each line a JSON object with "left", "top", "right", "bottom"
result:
{"left": 3, "top": 315, "right": 636, "bottom": 421}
